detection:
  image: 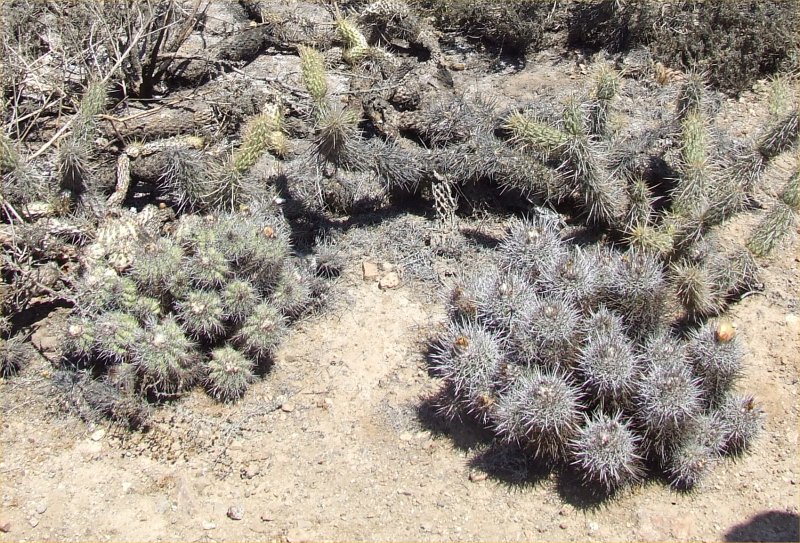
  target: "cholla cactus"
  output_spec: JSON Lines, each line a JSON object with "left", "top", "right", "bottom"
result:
{"left": 232, "top": 103, "right": 288, "bottom": 173}
{"left": 298, "top": 45, "right": 328, "bottom": 106}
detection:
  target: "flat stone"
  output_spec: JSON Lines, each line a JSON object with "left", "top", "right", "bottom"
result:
{"left": 91, "top": 429, "right": 106, "bottom": 442}
{"left": 362, "top": 261, "right": 379, "bottom": 281}
{"left": 280, "top": 403, "right": 295, "bottom": 413}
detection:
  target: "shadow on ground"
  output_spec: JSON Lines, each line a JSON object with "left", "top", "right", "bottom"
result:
{"left": 724, "top": 510, "right": 800, "bottom": 542}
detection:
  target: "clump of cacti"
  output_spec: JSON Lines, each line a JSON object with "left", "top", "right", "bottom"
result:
{"left": 428, "top": 213, "right": 764, "bottom": 492}
{"left": 57, "top": 204, "right": 330, "bottom": 427}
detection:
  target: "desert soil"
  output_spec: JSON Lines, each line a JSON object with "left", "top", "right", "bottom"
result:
{"left": 2, "top": 3, "right": 800, "bottom": 542}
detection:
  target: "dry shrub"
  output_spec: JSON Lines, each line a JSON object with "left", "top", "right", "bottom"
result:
{"left": 569, "top": 0, "right": 800, "bottom": 95}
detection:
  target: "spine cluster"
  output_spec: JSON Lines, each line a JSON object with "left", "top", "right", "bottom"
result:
{"left": 431, "top": 214, "right": 764, "bottom": 492}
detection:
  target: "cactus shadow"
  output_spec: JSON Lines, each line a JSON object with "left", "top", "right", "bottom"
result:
{"left": 416, "top": 389, "right": 494, "bottom": 452}
{"left": 724, "top": 510, "right": 800, "bottom": 542}
{"left": 552, "top": 467, "right": 625, "bottom": 511}
{"left": 467, "top": 441, "right": 551, "bottom": 488}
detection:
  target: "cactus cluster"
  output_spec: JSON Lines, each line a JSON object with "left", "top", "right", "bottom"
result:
{"left": 58, "top": 205, "right": 329, "bottom": 426}
{"left": 430, "top": 214, "right": 764, "bottom": 492}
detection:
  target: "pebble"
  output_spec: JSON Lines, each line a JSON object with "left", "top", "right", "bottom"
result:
{"left": 559, "top": 523, "right": 568, "bottom": 530}
{"left": 202, "top": 521, "right": 216, "bottom": 530}
{"left": 227, "top": 505, "right": 244, "bottom": 521}
{"left": 587, "top": 521, "right": 599, "bottom": 532}
{"left": 469, "top": 471, "right": 488, "bottom": 483}
{"left": 378, "top": 272, "right": 401, "bottom": 290}
{"left": 0, "top": 522, "right": 10, "bottom": 533}
{"left": 280, "top": 403, "right": 295, "bottom": 413}
{"left": 35, "top": 502, "right": 47, "bottom": 515}
{"left": 260, "top": 513, "right": 275, "bottom": 522}
{"left": 91, "top": 429, "right": 106, "bottom": 442}
{"left": 28, "top": 517, "right": 38, "bottom": 528}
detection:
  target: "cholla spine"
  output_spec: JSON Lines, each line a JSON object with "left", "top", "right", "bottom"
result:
{"left": 298, "top": 45, "right": 328, "bottom": 105}
{"left": 232, "top": 103, "right": 287, "bottom": 173}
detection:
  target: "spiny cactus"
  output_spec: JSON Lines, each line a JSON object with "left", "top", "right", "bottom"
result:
{"left": 504, "top": 110, "right": 568, "bottom": 159}
{"left": 715, "top": 393, "right": 764, "bottom": 455}
{"left": 747, "top": 167, "right": 800, "bottom": 257}
{"left": 134, "top": 317, "right": 199, "bottom": 396}
{"left": 335, "top": 12, "right": 370, "bottom": 64}
{"left": 58, "top": 203, "right": 328, "bottom": 415}
{"left": 758, "top": 107, "right": 799, "bottom": 160}
{"left": 298, "top": 45, "right": 328, "bottom": 106}
{"left": 204, "top": 345, "right": 255, "bottom": 402}
{"left": 429, "top": 320, "right": 507, "bottom": 424}
{"left": 588, "top": 64, "right": 622, "bottom": 137}
{"left": 510, "top": 293, "right": 581, "bottom": 370}
{"left": 686, "top": 320, "right": 743, "bottom": 404}
{"left": 570, "top": 411, "right": 644, "bottom": 491}
{"left": 0, "top": 334, "right": 30, "bottom": 377}
{"left": 491, "top": 366, "right": 584, "bottom": 461}
{"left": 233, "top": 303, "right": 286, "bottom": 362}
{"left": 672, "top": 110, "right": 713, "bottom": 218}
{"left": 576, "top": 326, "right": 638, "bottom": 409}
{"left": 427, "top": 209, "right": 763, "bottom": 493}
{"left": 671, "top": 259, "right": 727, "bottom": 320}
{"left": 232, "top": 103, "right": 287, "bottom": 173}
{"left": 175, "top": 289, "right": 227, "bottom": 342}
{"left": 58, "top": 80, "right": 107, "bottom": 195}
{"left": 93, "top": 311, "right": 144, "bottom": 365}
{"left": 667, "top": 423, "right": 719, "bottom": 490}
{"left": 0, "top": 130, "right": 21, "bottom": 174}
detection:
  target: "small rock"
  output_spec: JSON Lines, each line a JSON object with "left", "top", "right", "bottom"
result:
{"left": 380, "top": 262, "right": 395, "bottom": 272}
{"left": 469, "top": 471, "right": 488, "bottom": 482}
{"left": 587, "top": 521, "right": 599, "bottom": 532}
{"left": 202, "top": 521, "right": 216, "bottom": 530}
{"left": 399, "top": 432, "right": 413, "bottom": 441}
{"left": 559, "top": 523, "right": 568, "bottom": 530}
{"left": 0, "top": 521, "right": 10, "bottom": 533}
{"left": 362, "top": 261, "right": 379, "bottom": 281}
{"left": 227, "top": 505, "right": 244, "bottom": 521}
{"left": 35, "top": 502, "right": 47, "bottom": 515}
{"left": 260, "top": 513, "right": 274, "bottom": 522}
{"left": 28, "top": 517, "right": 38, "bottom": 528}
{"left": 91, "top": 429, "right": 106, "bottom": 441}
{"left": 280, "top": 403, "right": 295, "bottom": 413}
{"left": 379, "top": 272, "right": 401, "bottom": 290}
